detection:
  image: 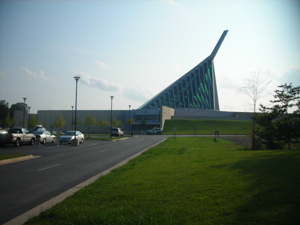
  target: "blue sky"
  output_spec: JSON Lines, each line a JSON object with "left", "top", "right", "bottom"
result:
{"left": 0, "top": 0, "right": 299, "bottom": 114}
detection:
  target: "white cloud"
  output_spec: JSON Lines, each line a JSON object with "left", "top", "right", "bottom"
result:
{"left": 173, "top": 64, "right": 182, "bottom": 72}
{"left": 123, "top": 87, "right": 157, "bottom": 103}
{"left": 18, "top": 67, "right": 54, "bottom": 82}
{"left": 95, "top": 60, "right": 110, "bottom": 70}
{"left": 280, "top": 65, "right": 300, "bottom": 87}
{"left": 160, "top": 0, "right": 181, "bottom": 7}
{"left": 72, "top": 71, "right": 122, "bottom": 91}
{"left": 0, "top": 71, "right": 5, "bottom": 76}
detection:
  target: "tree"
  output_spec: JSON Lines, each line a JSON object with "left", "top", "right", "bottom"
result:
{"left": 112, "top": 118, "right": 122, "bottom": 128}
{"left": 140, "top": 118, "right": 147, "bottom": 130}
{"left": 238, "top": 69, "right": 271, "bottom": 149}
{"left": 255, "top": 83, "right": 300, "bottom": 150}
{"left": 96, "top": 117, "right": 109, "bottom": 134}
{"left": 3, "top": 114, "right": 16, "bottom": 128}
{"left": 0, "top": 100, "right": 9, "bottom": 125}
{"left": 53, "top": 114, "right": 66, "bottom": 135}
{"left": 43, "top": 121, "right": 48, "bottom": 129}
{"left": 126, "top": 118, "right": 135, "bottom": 127}
{"left": 9, "top": 102, "right": 28, "bottom": 119}
{"left": 85, "top": 114, "right": 96, "bottom": 137}
{"left": 28, "top": 115, "right": 39, "bottom": 129}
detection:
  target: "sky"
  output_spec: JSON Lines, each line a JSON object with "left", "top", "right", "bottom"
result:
{"left": 0, "top": 0, "right": 299, "bottom": 114}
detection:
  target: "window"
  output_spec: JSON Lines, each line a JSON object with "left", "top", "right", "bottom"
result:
{"left": 169, "top": 89, "right": 174, "bottom": 108}
{"left": 173, "top": 86, "right": 179, "bottom": 108}
{"left": 164, "top": 92, "right": 170, "bottom": 107}
{"left": 178, "top": 82, "right": 184, "bottom": 108}
{"left": 187, "top": 76, "right": 194, "bottom": 108}
{"left": 182, "top": 79, "right": 189, "bottom": 107}
{"left": 159, "top": 96, "right": 164, "bottom": 106}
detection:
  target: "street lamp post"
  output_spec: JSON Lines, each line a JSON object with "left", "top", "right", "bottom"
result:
{"left": 73, "top": 76, "right": 80, "bottom": 145}
{"left": 110, "top": 96, "right": 114, "bottom": 138}
{"left": 28, "top": 106, "right": 31, "bottom": 129}
{"left": 129, "top": 105, "right": 131, "bottom": 136}
{"left": 71, "top": 106, "right": 74, "bottom": 130}
{"left": 23, "top": 98, "right": 27, "bottom": 128}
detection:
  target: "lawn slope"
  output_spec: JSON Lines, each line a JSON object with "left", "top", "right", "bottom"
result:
{"left": 163, "top": 119, "right": 252, "bottom": 135}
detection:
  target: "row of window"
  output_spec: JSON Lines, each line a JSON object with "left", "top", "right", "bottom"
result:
{"left": 143, "top": 60, "right": 215, "bottom": 109}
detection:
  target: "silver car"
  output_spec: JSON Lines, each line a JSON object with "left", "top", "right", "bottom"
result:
{"left": 58, "top": 131, "right": 84, "bottom": 144}
{"left": 33, "top": 130, "right": 56, "bottom": 144}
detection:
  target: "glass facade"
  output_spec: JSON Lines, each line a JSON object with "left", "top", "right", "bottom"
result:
{"left": 138, "top": 56, "right": 219, "bottom": 110}
{"left": 138, "top": 30, "right": 229, "bottom": 111}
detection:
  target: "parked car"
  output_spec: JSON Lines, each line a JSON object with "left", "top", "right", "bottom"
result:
{"left": 146, "top": 127, "right": 163, "bottom": 135}
{"left": 0, "top": 127, "right": 36, "bottom": 147}
{"left": 29, "top": 125, "right": 46, "bottom": 133}
{"left": 111, "top": 128, "right": 124, "bottom": 137}
{"left": 0, "top": 130, "right": 8, "bottom": 134}
{"left": 58, "top": 131, "right": 84, "bottom": 144}
{"left": 33, "top": 130, "right": 56, "bottom": 144}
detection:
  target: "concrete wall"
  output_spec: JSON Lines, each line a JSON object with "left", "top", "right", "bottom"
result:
{"left": 161, "top": 106, "right": 175, "bottom": 129}
{"left": 14, "top": 110, "right": 28, "bottom": 128}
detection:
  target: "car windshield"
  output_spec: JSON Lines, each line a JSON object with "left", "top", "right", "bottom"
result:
{"left": 64, "top": 131, "right": 75, "bottom": 135}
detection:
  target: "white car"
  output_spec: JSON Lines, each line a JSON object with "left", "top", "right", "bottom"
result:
{"left": 111, "top": 128, "right": 124, "bottom": 137}
{"left": 33, "top": 130, "right": 56, "bottom": 144}
{"left": 59, "top": 131, "right": 84, "bottom": 144}
{"left": 146, "top": 128, "right": 163, "bottom": 135}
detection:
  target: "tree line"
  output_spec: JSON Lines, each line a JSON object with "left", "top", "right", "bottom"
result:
{"left": 0, "top": 101, "right": 135, "bottom": 134}
{"left": 0, "top": 101, "right": 26, "bottom": 128}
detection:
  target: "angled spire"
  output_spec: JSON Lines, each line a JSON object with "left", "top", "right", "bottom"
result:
{"left": 210, "top": 30, "right": 228, "bottom": 61}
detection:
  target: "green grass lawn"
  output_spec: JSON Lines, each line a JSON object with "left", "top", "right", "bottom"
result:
{"left": 163, "top": 119, "right": 252, "bottom": 135}
{"left": 0, "top": 154, "right": 28, "bottom": 160}
{"left": 25, "top": 137, "right": 300, "bottom": 225}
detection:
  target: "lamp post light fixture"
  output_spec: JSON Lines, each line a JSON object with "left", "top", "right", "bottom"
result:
{"left": 73, "top": 76, "right": 80, "bottom": 145}
{"left": 110, "top": 96, "right": 114, "bottom": 138}
{"left": 23, "top": 98, "right": 27, "bottom": 128}
{"left": 71, "top": 106, "right": 74, "bottom": 130}
{"left": 129, "top": 105, "right": 131, "bottom": 136}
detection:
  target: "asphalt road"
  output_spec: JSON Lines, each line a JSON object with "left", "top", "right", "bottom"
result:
{"left": 0, "top": 135, "right": 168, "bottom": 224}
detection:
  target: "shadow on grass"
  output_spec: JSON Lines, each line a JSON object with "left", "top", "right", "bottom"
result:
{"left": 218, "top": 151, "right": 300, "bottom": 224}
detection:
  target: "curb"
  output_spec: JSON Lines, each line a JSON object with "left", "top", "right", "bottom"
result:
{"left": 0, "top": 155, "right": 41, "bottom": 166}
{"left": 3, "top": 138, "right": 167, "bottom": 225}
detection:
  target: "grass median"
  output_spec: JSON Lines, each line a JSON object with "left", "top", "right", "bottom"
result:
{"left": 0, "top": 154, "right": 28, "bottom": 160}
{"left": 25, "top": 137, "right": 300, "bottom": 225}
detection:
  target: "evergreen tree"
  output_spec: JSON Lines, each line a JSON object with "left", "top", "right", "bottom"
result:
{"left": 255, "top": 83, "right": 300, "bottom": 150}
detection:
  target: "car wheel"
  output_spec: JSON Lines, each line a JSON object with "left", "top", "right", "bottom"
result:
{"left": 147, "top": 132, "right": 151, "bottom": 135}
{"left": 52, "top": 138, "right": 56, "bottom": 143}
{"left": 15, "top": 139, "right": 20, "bottom": 147}
{"left": 42, "top": 139, "right": 46, "bottom": 144}
{"left": 60, "top": 142, "right": 62, "bottom": 145}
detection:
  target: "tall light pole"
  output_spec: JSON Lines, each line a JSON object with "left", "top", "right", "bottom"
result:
{"left": 28, "top": 106, "right": 31, "bottom": 128}
{"left": 74, "top": 77, "right": 80, "bottom": 142}
{"left": 23, "top": 98, "right": 27, "bottom": 128}
{"left": 110, "top": 96, "right": 114, "bottom": 138}
{"left": 129, "top": 105, "right": 131, "bottom": 136}
{"left": 71, "top": 106, "right": 74, "bottom": 130}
